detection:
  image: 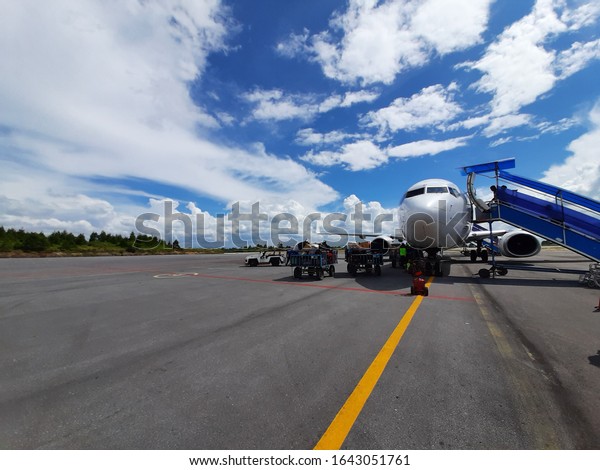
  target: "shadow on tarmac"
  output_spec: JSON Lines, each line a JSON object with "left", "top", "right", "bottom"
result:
{"left": 439, "top": 273, "right": 582, "bottom": 289}
{"left": 271, "top": 264, "right": 414, "bottom": 292}
{"left": 587, "top": 351, "right": 600, "bottom": 368}
{"left": 270, "top": 258, "right": 587, "bottom": 291}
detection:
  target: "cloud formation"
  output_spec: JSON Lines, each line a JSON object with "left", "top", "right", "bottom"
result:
{"left": 363, "top": 83, "right": 462, "bottom": 135}
{"left": 0, "top": 0, "right": 339, "bottom": 232}
{"left": 460, "top": 0, "right": 600, "bottom": 136}
{"left": 387, "top": 136, "right": 471, "bottom": 158}
{"left": 242, "top": 88, "right": 379, "bottom": 122}
{"left": 301, "top": 136, "right": 471, "bottom": 171}
{"left": 1, "top": 0, "right": 598, "bottom": 240}
{"left": 541, "top": 100, "right": 600, "bottom": 199}
{"left": 301, "top": 140, "right": 388, "bottom": 171}
{"left": 283, "top": 0, "right": 493, "bottom": 85}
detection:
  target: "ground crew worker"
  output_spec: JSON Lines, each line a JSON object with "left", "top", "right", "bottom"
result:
{"left": 399, "top": 243, "right": 407, "bottom": 267}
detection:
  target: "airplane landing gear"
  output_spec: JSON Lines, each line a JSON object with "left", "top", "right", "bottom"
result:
{"left": 424, "top": 259, "right": 444, "bottom": 277}
{"left": 424, "top": 249, "right": 445, "bottom": 277}
{"left": 470, "top": 241, "right": 489, "bottom": 262}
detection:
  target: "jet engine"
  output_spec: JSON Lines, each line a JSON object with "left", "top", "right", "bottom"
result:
{"left": 497, "top": 230, "right": 541, "bottom": 257}
{"left": 370, "top": 236, "right": 399, "bottom": 254}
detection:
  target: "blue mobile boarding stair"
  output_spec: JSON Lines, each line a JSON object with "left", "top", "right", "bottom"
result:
{"left": 461, "top": 159, "right": 600, "bottom": 277}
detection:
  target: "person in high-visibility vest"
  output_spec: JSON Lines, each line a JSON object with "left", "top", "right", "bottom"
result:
{"left": 399, "top": 243, "right": 407, "bottom": 268}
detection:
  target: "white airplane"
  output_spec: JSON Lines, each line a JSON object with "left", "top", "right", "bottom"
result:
{"left": 365, "top": 178, "right": 541, "bottom": 276}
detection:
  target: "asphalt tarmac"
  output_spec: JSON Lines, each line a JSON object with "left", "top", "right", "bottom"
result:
{"left": 0, "top": 249, "right": 599, "bottom": 449}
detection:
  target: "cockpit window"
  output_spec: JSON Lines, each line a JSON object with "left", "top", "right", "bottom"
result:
{"left": 448, "top": 187, "right": 460, "bottom": 197}
{"left": 426, "top": 186, "right": 448, "bottom": 193}
{"left": 404, "top": 187, "right": 425, "bottom": 199}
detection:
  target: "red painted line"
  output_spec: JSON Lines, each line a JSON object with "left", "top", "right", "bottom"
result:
{"left": 1, "top": 266, "right": 474, "bottom": 302}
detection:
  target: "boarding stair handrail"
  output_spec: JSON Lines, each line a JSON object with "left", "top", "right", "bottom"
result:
{"left": 463, "top": 159, "right": 600, "bottom": 262}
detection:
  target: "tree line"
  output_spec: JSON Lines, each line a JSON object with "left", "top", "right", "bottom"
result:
{"left": 0, "top": 226, "right": 297, "bottom": 254}
{"left": 0, "top": 227, "right": 163, "bottom": 252}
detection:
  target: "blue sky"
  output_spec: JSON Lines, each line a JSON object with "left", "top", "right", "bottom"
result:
{"left": 0, "top": 0, "right": 599, "bottom": 244}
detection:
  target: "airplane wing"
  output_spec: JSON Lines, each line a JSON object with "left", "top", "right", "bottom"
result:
{"left": 318, "top": 231, "right": 403, "bottom": 240}
{"left": 465, "top": 223, "right": 507, "bottom": 242}
{"left": 465, "top": 229, "right": 507, "bottom": 241}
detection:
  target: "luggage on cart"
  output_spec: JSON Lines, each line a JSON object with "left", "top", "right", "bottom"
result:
{"left": 344, "top": 247, "right": 383, "bottom": 276}
{"left": 289, "top": 247, "right": 337, "bottom": 280}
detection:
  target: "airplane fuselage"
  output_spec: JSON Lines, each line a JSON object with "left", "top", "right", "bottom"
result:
{"left": 398, "top": 178, "right": 472, "bottom": 250}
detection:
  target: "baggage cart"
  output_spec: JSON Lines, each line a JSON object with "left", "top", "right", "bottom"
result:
{"left": 345, "top": 249, "right": 383, "bottom": 276}
{"left": 289, "top": 249, "right": 337, "bottom": 280}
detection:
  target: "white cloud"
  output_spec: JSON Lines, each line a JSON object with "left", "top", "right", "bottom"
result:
{"left": 0, "top": 162, "right": 137, "bottom": 236}
{"left": 301, "top": 135, "right": 470, "bottom": 171}
{"left": 482, "top": 113, "right": 533, "bottom": 137}
{"left": 448, "top": 114, "right": 491, "bottom": 131}
{"left": 387, "top": 136, "right": 471, "bottom": 158}
{"left": 449, "top": 110, "right": 579, "bottom": 138}
{"left": 243, "top": 89, "right": 320, "bottom": 121}
{"left": 466, "top": 0, "right": 564, "bottom": 116}
{"left": 489, "top": 136, "right": 513, "bottom": 147}
{"left": 295, "top": 128, "right": 361, "bottom": 146}
{"left": 541, "top": 100, "right": 600, "bottom": 199}
{"left": 464, "top": 0, "right": 600, "bottom": 119}
{"left": 410, "top": 0, "right": 492, "bottom": 54}
{"left": 275, "top": 29, "right": 310, "bottom": 58}
{"left": 555, "top": 39, "right": 600, "bottom": 79}
{"left": 536, "top": 117, "right": 580, "bottom": 134}
{"left": 560, "top": 1, "right": 600, "bottom": 30}
{"left": 0, "top": 0, "right": 340, "bottom": 235}
{"left": 340, "top": 90, "right": 380, "bottom": 107}
{"left": 243, "top": 88, "right": 380, "bottom": 122}
{"left": 301, "top": 140, "right": 388, "bottom": 171}
{"left": 127, "top": 194, "right": 400, "bottom": 248}
{"left": 293, "top": 0, "right": 493, "bottom": 85}
{"left": 363, "top": 83, "right": 462, "bottom": 135}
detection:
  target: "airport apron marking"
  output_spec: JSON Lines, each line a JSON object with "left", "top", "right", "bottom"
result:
{"left": 153, "top": 272, "right": 472, "bottom": 302}
{"left": 314, "top": 276, "right": 435, "bottom": 450}
{"left": 467, "top": 283, "right": 562, "bottom": 449}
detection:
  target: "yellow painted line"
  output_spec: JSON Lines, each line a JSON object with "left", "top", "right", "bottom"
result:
{"left": 314, "top": 276, "right": 434, "bottom": 450}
